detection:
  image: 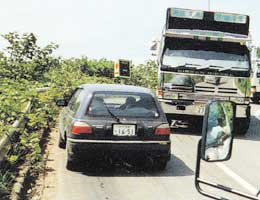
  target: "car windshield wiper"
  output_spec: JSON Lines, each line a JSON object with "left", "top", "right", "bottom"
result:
{"left": 103, "top": 103, "right": 121, "bottom": 123}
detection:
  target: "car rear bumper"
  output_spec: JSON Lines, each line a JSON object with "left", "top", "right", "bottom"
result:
{"left": 67, "top": 138, "right": 171, "bottom": 160}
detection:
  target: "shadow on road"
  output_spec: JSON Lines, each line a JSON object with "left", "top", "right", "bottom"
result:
{"left": 77, "top": 154, "right": 194, "bottom": 177}
{"left": 236, "top": 116, "right": 260, "bottom": 141}
{"left": 171, "top": 127, "right": 201, "bottom": 136}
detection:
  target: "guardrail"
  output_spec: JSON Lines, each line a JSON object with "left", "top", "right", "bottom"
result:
{"left": 0, "top": 102, "right": 31, "bottom": 161}
{"left": 0, "top": 87, "right": 49, "bottom": 162}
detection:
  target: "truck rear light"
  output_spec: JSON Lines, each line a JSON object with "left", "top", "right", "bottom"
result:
{"left": 71, "top": 121, "right": 92, "bottom": 134}
{"left": 155, "top": 124, "right": 170, "bottom": 135}
{"left": 251, "top": 86, "right": 257, "bottom": 94}
{"left": 156, "top": 88, "right": 164, "bottom": 98}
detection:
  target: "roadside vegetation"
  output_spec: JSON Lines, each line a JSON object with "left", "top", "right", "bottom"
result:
{"left": 0, "top": 32, "right": 157, "bottom": 199}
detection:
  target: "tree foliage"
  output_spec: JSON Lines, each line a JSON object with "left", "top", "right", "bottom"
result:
{"left": 129, "top": 60, "right": 157, "bottom": 89}
{"left": 0, "top": 32, "right": 59, "bottom": 81}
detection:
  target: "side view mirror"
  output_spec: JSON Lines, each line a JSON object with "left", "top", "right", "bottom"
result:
{"left": 201, "top": 101, "right": 234, "bottom": 162}
{"left": 195, "top": 101, "right": 260, "bottom": 200}
{"left": 56, "top": 99, "right": 68, "bottom": 107}
{"left": 150, "top": 38, "right": 160, "bottom": 57}
{"left": 150, "top": 40, "right": 158, "bottom": 51}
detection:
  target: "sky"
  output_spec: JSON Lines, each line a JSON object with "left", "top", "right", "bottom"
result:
{"left": 0, "top": 0, "right": 259, "bottom": 63}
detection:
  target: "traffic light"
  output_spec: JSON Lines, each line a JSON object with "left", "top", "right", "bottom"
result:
{"left": 114, "top": 59, "right": 131, "bottom": 78}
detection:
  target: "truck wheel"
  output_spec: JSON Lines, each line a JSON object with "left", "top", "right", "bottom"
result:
{"left": 234, "top": 118, "right": 250, "bottom": 136}
{"left": 58, "top": 132, "right": 66, "bottom": 149}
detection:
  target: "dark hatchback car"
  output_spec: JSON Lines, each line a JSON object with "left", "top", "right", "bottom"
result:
{"left": 56, "top": 84, "right": 171, "bottom": 171}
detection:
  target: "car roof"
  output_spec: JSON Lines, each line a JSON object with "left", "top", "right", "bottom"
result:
{"left": 80, "top": 84, "right": 153, "bottom": 94}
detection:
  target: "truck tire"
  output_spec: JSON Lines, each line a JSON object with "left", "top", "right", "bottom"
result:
{"left": 234, "top": 118, "right": 250, "bottom": 136}
{"left": 58, "top": 132, "right": 66, "bottom": 149}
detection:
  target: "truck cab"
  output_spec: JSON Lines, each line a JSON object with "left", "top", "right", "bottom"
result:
{"left": 153, "top": 8, "right": 252, "bottom": 135}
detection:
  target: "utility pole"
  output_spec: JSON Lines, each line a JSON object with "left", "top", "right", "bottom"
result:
{"left": 208, "top": 0, "right": 211, "bottom": 11}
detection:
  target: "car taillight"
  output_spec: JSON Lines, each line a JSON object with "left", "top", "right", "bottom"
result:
{"left": 251, "top": 86, "right": 257, "bottom": 94}
{"left": 156, "top": 88, "right": 164, "bottom": 98}
{"left": 155, "top": 124, "right": 170, "bottom": 135}
{"left": 71, "top": 121, "right": 92, "bottom": 134}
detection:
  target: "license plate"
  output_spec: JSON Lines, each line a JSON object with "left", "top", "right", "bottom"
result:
{"left": 113, "top": 124, "right": 136, "bottom": 136}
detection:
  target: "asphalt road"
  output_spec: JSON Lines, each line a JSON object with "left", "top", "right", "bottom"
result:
{"left": 40, "top": 104, "right": 260, "bottom": 200}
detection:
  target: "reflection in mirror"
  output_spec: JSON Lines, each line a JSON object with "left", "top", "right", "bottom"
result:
{"left": 204, "top": 101, "right": 234, "bottom": 161}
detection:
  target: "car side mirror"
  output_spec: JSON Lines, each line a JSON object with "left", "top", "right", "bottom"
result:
{"left": 56, "top": 99, "right": 68, "bottom": 107}
{"left": 201, "top": 101, "right": 235, "bottom": 162}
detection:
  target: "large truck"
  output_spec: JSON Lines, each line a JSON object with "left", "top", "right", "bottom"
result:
{"left": 250, "top": 47, "right": 260, "bottom": 103}
{"left": 152, "top": 8, "right": 252, "bottom": 135}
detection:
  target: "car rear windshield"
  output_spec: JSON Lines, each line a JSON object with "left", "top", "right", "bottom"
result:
{"left": 87, "top": 91, "right": 160, "bottom": 118}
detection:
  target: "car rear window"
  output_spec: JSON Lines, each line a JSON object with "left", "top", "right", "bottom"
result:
{"left": 87, "top": 91, "right": 160, "bottom": 118}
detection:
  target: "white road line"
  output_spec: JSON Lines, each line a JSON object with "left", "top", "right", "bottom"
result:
{"left": 216, "top": 162, "right": 259, "bottom": 196}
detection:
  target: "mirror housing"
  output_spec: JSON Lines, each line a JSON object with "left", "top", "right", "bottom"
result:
{"left": 195, "top": 100, "right": 259, "bottom": 200}
{"left": 201, "top": 101, "right": 235, "bottom": 162}
{"left": 56, "top": 99, "right": 68, "bottom": 107}
{"left": 150, "top": 38, "right": 160, "bottom": 56}
{"left": 150, "top": 40, "right": 158, "bottom": 51}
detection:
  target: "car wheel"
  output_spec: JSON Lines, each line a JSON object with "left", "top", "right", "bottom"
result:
{"left": 58, "top": 132, "right": 66, "bottom": 149}
{"left": 66, "top": 158, "right": 78, "bottom": 171}
{"left": 153, "top": 158, "right": 168, "bottom": 171}
{"left": 65, "top": 142, "right": 79, "bottom": 171}
{"left": 66, "top": 152, "right": 79, "bottom": 171}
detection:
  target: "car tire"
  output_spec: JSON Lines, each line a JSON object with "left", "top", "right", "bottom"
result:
{"left": 65, "top": 142, "right": 79, "bottom": 171}
{"left": 66, "top": 158, "right": 78, "bottom": 171}
{"left": 58, "top": 132, "right": 66, "bottom": 149}
{"left": 153, "top": 158, "right": 168, "bottom": 171}
{"left": 66, "top": 151, "right": 79, "bottom": 171}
